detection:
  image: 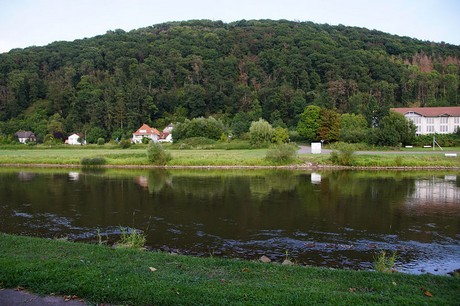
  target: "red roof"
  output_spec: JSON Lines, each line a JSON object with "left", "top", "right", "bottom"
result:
{"left": 133, "top": 124, "right": 160, "bottom": 136}
{"left": 391, "top": 107, "right": 460, "bottom": 117}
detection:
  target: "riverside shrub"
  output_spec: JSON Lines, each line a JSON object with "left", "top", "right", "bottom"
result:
{"left": 329, "top": 143, "right": 356, "bottom": 166}
{"left": 147, "top": 142, "right": 172, "bottom": 165}
{"left": 249, "top": 119, "right": 273, "bottom": 146}
{"left": 265, "top": 143, "right": 298, "bottom": 164}
{"left": 81, "top": 157, "right": 107, "bottom": 166}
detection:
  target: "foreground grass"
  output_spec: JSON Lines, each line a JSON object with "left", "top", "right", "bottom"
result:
{"left": 0, "top": 234, "right": 459, "bottom": 305}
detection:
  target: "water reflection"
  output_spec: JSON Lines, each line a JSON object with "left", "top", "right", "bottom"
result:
{"left": 407, "top": 176, "right": 459, "bottom": 206}
{"left": 311, "top": 172, "right": 321, "bottom": 184}
{"left": 0, "top": 168, "right": 459, "bottom": 275}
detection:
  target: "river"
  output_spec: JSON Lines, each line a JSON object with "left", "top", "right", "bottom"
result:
{"left": 0, "top": 167, "right": 459, "bottom": 275}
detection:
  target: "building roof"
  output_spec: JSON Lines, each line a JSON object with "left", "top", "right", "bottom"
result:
{"left": 391, "top": 107, "right": 460, "bottom": 117}
{"left": 15, "top": 131, "right": 36, "bottom": 138}
{"left": 133, "top": 124, "right": 160, "bottom": 136}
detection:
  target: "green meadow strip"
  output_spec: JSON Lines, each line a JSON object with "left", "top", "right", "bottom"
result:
{"left": 0, "top": 146, "right": 458, "bottom": 168}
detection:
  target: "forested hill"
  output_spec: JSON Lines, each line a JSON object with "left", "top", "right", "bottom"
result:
{"left": 0, "top": 19, "right": 459, "bottom": 141}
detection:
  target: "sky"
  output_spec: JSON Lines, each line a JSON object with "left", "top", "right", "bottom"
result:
{"left": 0, "top": 0, "right": 459, "bottom": 53}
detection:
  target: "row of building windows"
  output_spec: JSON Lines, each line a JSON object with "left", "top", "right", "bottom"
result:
{"left": 410, "top": 116, "right": 460, "bottom": 123}
{"left": 408, "top": 116, "right": 459, "bottom": 133}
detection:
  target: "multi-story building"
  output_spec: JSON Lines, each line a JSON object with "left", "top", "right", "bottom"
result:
{"left": 391, "top": 107, "right": 460, "bottom": 135}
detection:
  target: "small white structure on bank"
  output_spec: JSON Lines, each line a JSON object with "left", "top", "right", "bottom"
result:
{"left": 311, "top": 142, "right": 322, "bottom": 154}
{"left": 67, "top": 133, "right": 85, "bottom": 145}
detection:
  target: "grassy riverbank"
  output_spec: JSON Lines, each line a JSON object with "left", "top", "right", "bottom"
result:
{"left": 0, "top": 234, "right": 459, "bottom": 305}
{"left": 0, "top": 144, "right": 459, "bottom": 168}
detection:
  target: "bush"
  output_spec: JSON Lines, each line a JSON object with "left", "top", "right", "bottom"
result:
{"left": 265, "top": 143, "right": 298, "bottom": 164}
{"left": 80, "top": 157, "right": 107, "bottom": 166}
{"left": 288, "top": 130, "right": 302, "bottom": 143}
{"left": 142, "top": 137, "right": 150, "bottom": 144}
{"left": 339, "top": 113, "right": 369, "bottom": 143}
{"left": 271, "top": 126, "right": 289, "bottom": 144}
{"left": 172, "top": 117, "right": 225, "bottom": 142}
{"left": 97, "top": 138, "right": 105, "bottom": 145}
{"left": 86, "top": 127, "right": 107, "bottom": 144}
{"left": 329, "top": 142, "right": 356, "bottom": 166}
{"left": 147, "top": 142, "right": 172, "bottom": 165}
{"left": 413, "top": 133, "right": 460, "bottom": 147}
{"left": 249, "top": 118, "right": 273, "bottom": 146}
{"left": 119, "top": 139, "right": 132, "bottom": 149}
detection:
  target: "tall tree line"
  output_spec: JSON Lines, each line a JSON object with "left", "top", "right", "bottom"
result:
{"left": 0, "top": 19, "right": 459, "bottom": 141}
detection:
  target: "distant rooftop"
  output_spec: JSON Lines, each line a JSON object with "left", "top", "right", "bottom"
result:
{"left": 391, "top": 107, "right": 460, "bottom": 117}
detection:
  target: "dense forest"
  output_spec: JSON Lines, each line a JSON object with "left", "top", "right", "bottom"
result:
{"left": 0, "top": 19, "right": 459, "bottom": 142}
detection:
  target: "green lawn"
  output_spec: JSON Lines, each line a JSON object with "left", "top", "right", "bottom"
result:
{"left": 0, "top": 147, "right": 270, "bottom": 166}
{"left": 0, "top": 144, "right": 459, "bottom": 167}
{"left": 1, "top": 234, "right": 458, "bottom": 305}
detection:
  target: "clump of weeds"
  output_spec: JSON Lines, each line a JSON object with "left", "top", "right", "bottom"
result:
{"left": 374, "top": 250, "right": 397, "bottom": 273}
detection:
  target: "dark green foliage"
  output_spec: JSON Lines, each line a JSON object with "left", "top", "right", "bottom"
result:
{"left": 97, "top": 138, "right": 105, "bottom": 145}
{"left": 0, "top": 20, "right": 459, "bottom": 143}
{"left": 86, "top": 127, "right": 107, "bottom": 144}
{"left": 373, "top": 111, "right": 417, "bottom": 146}
{"left": 147, "top": 142, "right": 172, "bottom": 165}
{"left": 172, "top": 117, "right": 224, "bottom": 142}
{"left": 288, "top": 130, "right": 302, "bottom": 142}
{"left": 413, "top": 133, "right": 460, "bottom": 147}
{"left": 340, "top": 113, "right": 369, "bottom": 143}
{"left": 80, "top": 157, "right": 107, "bottom": 166}
{"left": 297, "top": 105, "right": 321, "bottom": 141}
{"left": 265, "top": 143, "right": 298, "bottom": 164}
{"left": 231, "top": 112, "right": 255, "bottom": 137}
{"left": 141, "top": 137, "right": 150, "bottom": 144}
{"left": 119, "top": 139, "right": 132, "bottom": 149}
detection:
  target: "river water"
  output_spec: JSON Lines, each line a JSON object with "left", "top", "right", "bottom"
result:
{"left": 0, "top": 167, "right": 459, "bottom": 275}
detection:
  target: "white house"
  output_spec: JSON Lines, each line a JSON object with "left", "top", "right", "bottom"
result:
{"left": 15, "top": 131, "right": 36, "bottom": 143}
{"left": 132, "top": 124, "right": 160, "bottom": 143}
{"left": 159, "top": 123, "right": 174, "bottom": 143}
{"left": 67, "top": 133, "right": 85, "bottom": 145}
{"left": 391, "top": 107, "right": 460, "bottom": 135}
{"left": 158, "top": 133, "right": 173, "bottom": 143}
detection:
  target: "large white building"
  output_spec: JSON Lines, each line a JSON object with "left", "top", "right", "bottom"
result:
{"left": 391, "top": 107, "right": 460, "bottom": 135}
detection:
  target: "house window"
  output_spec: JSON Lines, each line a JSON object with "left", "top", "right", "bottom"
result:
{"left": 426, "top": 117, "right": 435, "bottom": 124}
{"left": 454, "top": 117, "right": 460, "bottom": 124}
{"left": 426, "top": 126, "right": 434, "bottom": 133}
{"left": 409, "top": 116, "right": 421, "bottom": 124}
{"left": 440, "top": 125, "right": 448, "bottom": 133}
{"left": 440, "top": 117, "right": 448, "bottom": 124}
